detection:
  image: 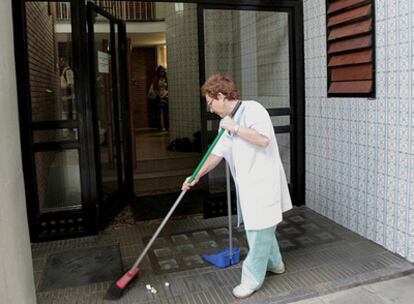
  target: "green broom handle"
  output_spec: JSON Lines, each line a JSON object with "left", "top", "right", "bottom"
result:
{"left": 188, "top": 129, "right": 225, "bottom": 183}
{"left": 188, "top": 101, "right": 241, "bottom": 183}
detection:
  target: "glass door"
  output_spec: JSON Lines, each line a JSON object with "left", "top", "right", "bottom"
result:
{"left": 87, "top": 2, "right": 133, "bottom": 226}
{"left": 198, "top": 5, "right": 305, "bottom": 217}
{"left": 18, "top": 0, "right": 95, "bottom": 241}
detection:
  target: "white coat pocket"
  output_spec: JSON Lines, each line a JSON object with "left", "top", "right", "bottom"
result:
{"left": 239, "top": 177, "right": 280, "bottom": 208}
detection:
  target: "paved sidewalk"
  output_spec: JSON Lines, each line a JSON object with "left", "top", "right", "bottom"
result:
{"left": 293, "top": 273, "right": 414, "bottom": 304}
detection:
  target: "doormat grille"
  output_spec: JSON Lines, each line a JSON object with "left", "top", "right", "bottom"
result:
{"left": 40, "top": 245, "right": 122, "bottom": 291}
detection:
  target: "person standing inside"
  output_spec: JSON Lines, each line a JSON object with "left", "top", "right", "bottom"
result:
{"left": 156, "top": 66, "right": 169, "bottom": 131}
{"left": 59, "top": 57, "right": 75, "bottom": 121}
{"left": 182, "top": 74, "right": 292, "bottom": 298}
{"left": 148, "top": 65, "right": 169, "bottom": 130}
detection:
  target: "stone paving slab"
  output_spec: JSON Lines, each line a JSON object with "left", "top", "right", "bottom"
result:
{"left": 292, "top": 274, "right": 414, "bottom": 304}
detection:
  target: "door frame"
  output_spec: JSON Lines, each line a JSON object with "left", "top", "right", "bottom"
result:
{"left": 87, "top": 2, "right": 134, "bottom": 228}
{"left": 12, "top": 0, "right": 102, "bottom": 241}
{"left": 197, "top": 2, "right": 305, "bottom": 207}
{"left": 11, "top": 0, "right": 134, "bottom": 241}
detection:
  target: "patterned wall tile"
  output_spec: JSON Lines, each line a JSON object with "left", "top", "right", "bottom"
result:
{"left": 304, "top": 0, "right": 414, "bottom": 262}
{"left": 165, "top": 3, "right": 200, "bottom": 139}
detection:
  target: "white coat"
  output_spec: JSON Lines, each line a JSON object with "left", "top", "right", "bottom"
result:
{"left": 212, "top": 101, "right": 292, "bottom": 230}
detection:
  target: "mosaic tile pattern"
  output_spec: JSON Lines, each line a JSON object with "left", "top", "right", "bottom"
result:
{"left": 303, "top": 0, "right": 414, "bottom": 261}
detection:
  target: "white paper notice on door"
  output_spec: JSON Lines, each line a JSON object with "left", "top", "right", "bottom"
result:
{"left": 97, "top": 51, "right": 109, "bottom": 74}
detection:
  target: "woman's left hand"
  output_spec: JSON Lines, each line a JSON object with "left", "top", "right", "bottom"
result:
{"left": 220, "top": 116, "right": 237, "bottom": 133}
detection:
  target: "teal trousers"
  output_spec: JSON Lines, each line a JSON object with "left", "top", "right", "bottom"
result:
{"left": 241, "top": 225, "right": 282, "bottom": 289}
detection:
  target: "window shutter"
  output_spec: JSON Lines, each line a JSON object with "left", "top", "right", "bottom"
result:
{"left": 326, "top": 0, "right": 375, "bottom": 97}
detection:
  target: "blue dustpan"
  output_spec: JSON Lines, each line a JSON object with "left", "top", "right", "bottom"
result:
{"left": 202, "top": 247, "right": 240, "bottom": 268}
{"left": 202, "top": 164, "right": 241, "bottom": 268}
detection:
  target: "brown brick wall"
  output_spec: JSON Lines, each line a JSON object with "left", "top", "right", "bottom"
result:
{"left": 26, "top": 2, "right": 61, "bottom": 209}
{"left": 26, "top": 2, "right": 61, "bottom": 123}
{"left": 131, "top": 47, "right": 156, "bottom": 128}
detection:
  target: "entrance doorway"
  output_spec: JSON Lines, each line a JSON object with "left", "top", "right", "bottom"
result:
{"left": 128, "top": 2, "right": 305, "bottom": 222}
{"left": 14, "top": 0, "right": 304, "bottom": 241}
{"left": 87, "top": 2, "right": 134, "bottom": 227}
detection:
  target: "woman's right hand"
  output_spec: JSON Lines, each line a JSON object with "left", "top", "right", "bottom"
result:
{"left": 181, "top": 176, "right": 199, "bottom": 191}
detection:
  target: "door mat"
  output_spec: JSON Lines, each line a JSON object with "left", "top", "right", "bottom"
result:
{"left": 131, "top": 190, "right": 204, "bottom": 221}
{"left": 40, "top": 245, "right": 122, "bottom": 291}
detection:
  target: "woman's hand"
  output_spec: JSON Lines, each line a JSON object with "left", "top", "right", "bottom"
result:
{"left": 220, "top": 116, "right": 238, "bottom": 133}
{"left": 181, "top": 176, "right": 199, "bottom": 191}
{"left": 221, "top": 116, "right": 270, "bottom": 148}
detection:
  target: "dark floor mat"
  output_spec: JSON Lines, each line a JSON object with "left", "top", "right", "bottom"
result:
{"left": 131, "top": 190, "right": 204, "bottom": 221}
{"left": 40, "top": 245, "right": 122, "bottom": 291}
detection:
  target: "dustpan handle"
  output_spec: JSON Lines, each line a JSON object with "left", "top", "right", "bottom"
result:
{"left": 188, "top": 101, "right": 242, "bottom": 183}
{"left": 226, "top": 163, "right": 233, "bottom": 259}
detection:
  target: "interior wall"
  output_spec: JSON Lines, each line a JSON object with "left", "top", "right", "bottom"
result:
{"left": 304, "top": 0, "right": 414, "bottom": 261}
{"left": 26, "top": 2, "right": 61, "bottom": 210}
{"left": 165, "top": 3, "right": 200, "bottom": 139}
{"left": 0, "top": 1, "right": 37, "bottom": 303}
{"left": 203, "top": 9, "right": 240, "bottom": 187}
{"left": 26, "top": 3, "right": 60, "bottom": 122}
{"left": 157, "top": 45, "right": 167, "bottom": 68}
{"left": 131, "top": 47, "right": 156, "bottom": 128}
{"left": 203, "top": 10, "right": 291, "bottom": 186}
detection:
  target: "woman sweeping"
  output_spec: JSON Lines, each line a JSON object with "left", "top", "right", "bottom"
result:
{"left": 182, "top": 74, "right": 292, "bottom": 299}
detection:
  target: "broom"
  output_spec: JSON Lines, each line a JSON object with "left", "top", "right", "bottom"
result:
{"left": 105, "top": 101, "right": 242, "bottom": 299}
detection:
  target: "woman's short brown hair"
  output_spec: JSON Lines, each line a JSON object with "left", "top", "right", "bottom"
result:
{"left": 201, "top": 74, "right": 240, "bottom": 101}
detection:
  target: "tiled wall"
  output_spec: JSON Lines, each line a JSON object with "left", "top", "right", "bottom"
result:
{"left": 237, "top": 11, "right": 291, "bottom": 181}
{"left": 203, "top": 10, "right": 241, "bottom": 186}
{"left": 204, "top": 10, "right": 238, "bottom": 77}
{"left": 165, "top": 3, "right": 201, "bottom": 139}
{"left": 257, "top": 13, "right": 290, "bottom": 107}
{"left": 200, "top": 10, "right": 292, "bottom": 185}
{"left": 166, "top": 8, "right": 292, "bottom": 184}
{"left": 303, "top": 0, "right": 414, "bottom": 261}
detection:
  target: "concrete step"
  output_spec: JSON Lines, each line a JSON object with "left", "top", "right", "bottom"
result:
{"left": 135, "top": 153, "right": 201, "bottom": 174}
{"left": 134, "top": 168, "right": 205, "bottom": 196}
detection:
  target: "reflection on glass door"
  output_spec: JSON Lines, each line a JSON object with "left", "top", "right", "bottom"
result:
{"left": 199, "top": 8, "right": 296, "bottom": 215}
{"left": 88, "top": 2, "right": 130, "bottom": 225}
{"left": 19, "top": 1, "right": 92, "bottom": 240}
{"left": 93, "top": 18, "right": 118, "bottom": 199}
{"left": 25, "top": 1, "right": 82, "bottom": 212}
